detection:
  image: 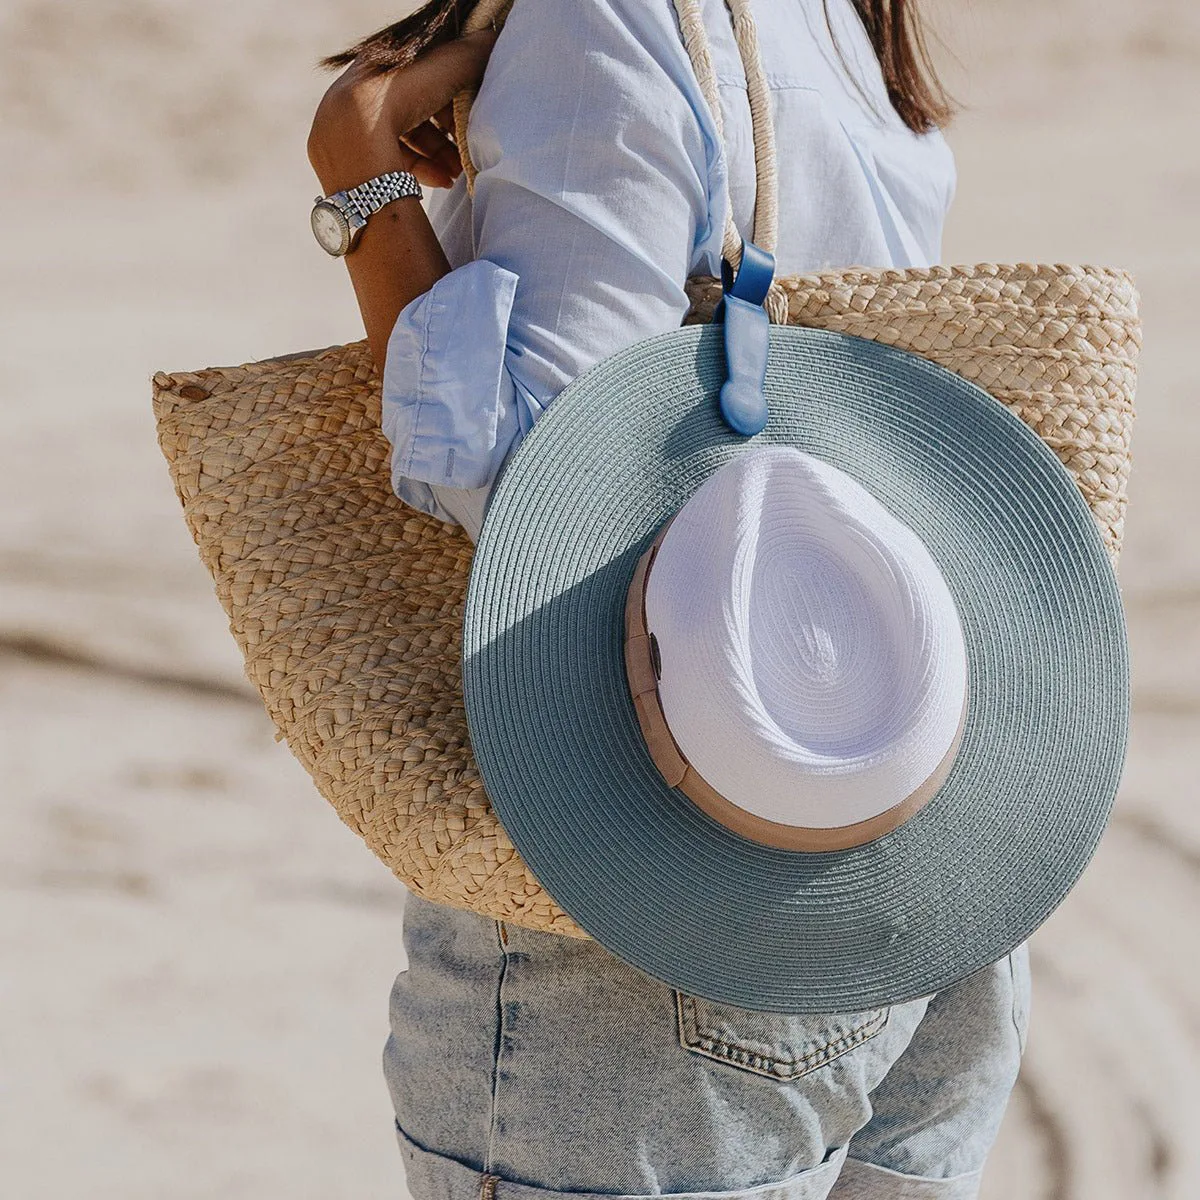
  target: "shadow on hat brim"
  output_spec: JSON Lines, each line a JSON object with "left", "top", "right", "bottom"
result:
{"left": 463, "top": 324, "right": 1128, "bottom": 1013}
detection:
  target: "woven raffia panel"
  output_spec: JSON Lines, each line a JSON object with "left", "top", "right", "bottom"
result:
{"left": 152, "top": 262, "right": 1140, "bottom": 938}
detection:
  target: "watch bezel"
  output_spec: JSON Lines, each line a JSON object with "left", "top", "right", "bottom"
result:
{"left": 311, "top": 199, "right": 352, "bottom": 257}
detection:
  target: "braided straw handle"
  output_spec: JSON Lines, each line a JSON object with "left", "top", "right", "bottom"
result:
{"left": 451, "top": 0, "right": 515, "bottom": 190}
{"left": 673, "top": 0, "right": 788, "bottom": 323}
{"left": 452, "top": 0, "right": 788, "bottom": 321}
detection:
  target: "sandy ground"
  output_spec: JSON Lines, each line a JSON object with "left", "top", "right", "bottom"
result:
{"left": 1, "top": 0, "right": 1197, "bottom": 1197}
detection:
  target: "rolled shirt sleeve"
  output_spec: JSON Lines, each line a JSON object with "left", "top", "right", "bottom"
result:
{"left": 378, "top": 0, "right": 722, "bottom": 532}
{"left": 381, "top": 258, "right": 541, "bottom": 494}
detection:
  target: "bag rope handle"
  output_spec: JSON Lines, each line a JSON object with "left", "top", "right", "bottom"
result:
{"left": 452, "top": 0, "right": 515, "bottom": 192}
{"left": 453, "top": 0, "right": 788, "bottom": 323}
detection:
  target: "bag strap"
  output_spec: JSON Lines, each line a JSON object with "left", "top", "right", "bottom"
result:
{"left": 671, "top": 2, "right": 779, "bottom": 263}
{"left": 453, "top": 0, "right": 515, "bottom": 185}
{"left": 455, "top": 0, "right": 786, "bottom": 321}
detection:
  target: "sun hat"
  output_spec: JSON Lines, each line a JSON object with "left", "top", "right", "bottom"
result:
{"left": 461, "top": 312, "right": 1129, "bottom": 1012}
{"left": 150, "top": 0, "right": 1140, "bottom": 947}
{"left": 625, "top": 445, "right": 970, "bottom": 854}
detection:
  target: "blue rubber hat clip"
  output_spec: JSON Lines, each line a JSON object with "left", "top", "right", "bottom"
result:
{"left": 712, "top": 240, "right": 775, "bottom": 435}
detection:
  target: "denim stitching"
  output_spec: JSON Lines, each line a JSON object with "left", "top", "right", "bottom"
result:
{"left": 676, "top": 992, "right": 889, "bottom": 1081}
{"left": 1008, "top": 949, "right": 1028, "bottom": 1056}
{"left": 483, "top": 919, "right": 512, "bottom": 1175}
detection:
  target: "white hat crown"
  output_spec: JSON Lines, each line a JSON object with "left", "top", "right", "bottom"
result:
{"left": 643, "top": 446, "right": 968, "bottom": 834}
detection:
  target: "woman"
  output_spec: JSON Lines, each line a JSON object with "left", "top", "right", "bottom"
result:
{"left": 306, "top": 2, "right": 1030, "bottom": 1196}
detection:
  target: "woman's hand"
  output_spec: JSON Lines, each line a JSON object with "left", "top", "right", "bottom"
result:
{"left": 305, "top": 26, "right": 500, "bottom": 379}
{"left": 307, "top": 27, "right": 499, "bottom": 195}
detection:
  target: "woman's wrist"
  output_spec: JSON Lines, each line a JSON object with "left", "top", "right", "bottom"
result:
{"left": 306, "top": 29, "right": 497, "bottom": 367}
{"left": 308, "top": 121, "right": 423, "bottom": 197}
{"left": 309, "top": 37, "right": 488, "bottom": 196}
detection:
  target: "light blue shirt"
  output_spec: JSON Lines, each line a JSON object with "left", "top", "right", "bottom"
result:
{"left": 381, "top": 0, "right": 956, "bottom": 540}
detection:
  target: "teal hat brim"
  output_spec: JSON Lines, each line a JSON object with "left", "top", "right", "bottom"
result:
{"left": 463, "top": 324, "right": 1128, "bottom": 1013}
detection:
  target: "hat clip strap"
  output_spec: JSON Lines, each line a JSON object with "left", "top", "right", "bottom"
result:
{"left": 713, "top": 240, "right": 775, "bottom": 436}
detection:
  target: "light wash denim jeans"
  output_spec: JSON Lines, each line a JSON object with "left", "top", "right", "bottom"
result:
{"left": 383, "top": 891, "right": 1030, "bottom": 1200}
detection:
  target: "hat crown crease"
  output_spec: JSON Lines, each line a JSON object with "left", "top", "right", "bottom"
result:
{"left": 645, "top": 447, "right": 968, "bottom": 830}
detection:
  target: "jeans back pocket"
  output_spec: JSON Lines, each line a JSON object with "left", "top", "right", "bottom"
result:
{"left": 675, "top": 990, "right": 890, "bottom": 1081}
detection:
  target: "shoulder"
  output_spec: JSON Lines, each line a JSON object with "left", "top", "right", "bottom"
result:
{"left": 484, "top": 0, "right": 703, "bottom": 94}
{"left": 496, "top": 0, "right": 683, "bottom": 43}
{"left": 475, "top": 0, "right": 715, "bottom": 100}
{"left": 470, "top": 0, "right": 719, "bottom": 168}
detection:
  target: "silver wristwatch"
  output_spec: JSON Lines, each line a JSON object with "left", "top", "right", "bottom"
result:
{"left": 311, "top": 169, "right": 423, "bottom": 257}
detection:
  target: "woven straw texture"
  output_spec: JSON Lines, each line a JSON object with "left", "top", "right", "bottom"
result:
{"left": 151, "top": 0, "right": 1140, "bottom": 939}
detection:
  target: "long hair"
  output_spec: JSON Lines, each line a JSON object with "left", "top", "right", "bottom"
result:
{"left": 322, "top": 0, "right": 953, "bottom": 134}
{"left": 841, "top": 0, "right": 953, "bottom": 132}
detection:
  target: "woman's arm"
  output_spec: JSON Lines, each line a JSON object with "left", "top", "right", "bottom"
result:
{"left": 375, "top": 0, "right": 724, "bottom": 514}
{"left": 306, "top": 29, "right": 499, "bottom": 371}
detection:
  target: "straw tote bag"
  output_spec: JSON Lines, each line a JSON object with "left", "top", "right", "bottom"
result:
{"left": 151, "top": 0, "right": 1140, "bottom": 939}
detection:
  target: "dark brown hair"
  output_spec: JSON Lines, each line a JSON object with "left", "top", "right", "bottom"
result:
{"left": 843, "top": 0, "right": 953, "bottom": 132}
{"left": 323, "top": 0, "right": 953, "bottom": 134}
{"left": 321, "top": 0, "right": 476, "bottom": 73}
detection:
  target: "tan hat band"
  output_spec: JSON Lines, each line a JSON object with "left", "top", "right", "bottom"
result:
{"left": 623, "top": 524, "right": 968, "bottom": 853}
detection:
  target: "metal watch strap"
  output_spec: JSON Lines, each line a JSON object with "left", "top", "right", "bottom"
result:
{"left": 342, "top": 170, "right": 423, "bottom": 218}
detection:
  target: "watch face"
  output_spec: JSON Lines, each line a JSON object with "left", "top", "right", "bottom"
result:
{"left": 311, "top": 202, "right": 350, "bottom": 256}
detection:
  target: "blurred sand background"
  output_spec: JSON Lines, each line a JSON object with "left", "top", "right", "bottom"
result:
{"left": 1, "top": 0, "right": 1196, "bottom": 1196}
